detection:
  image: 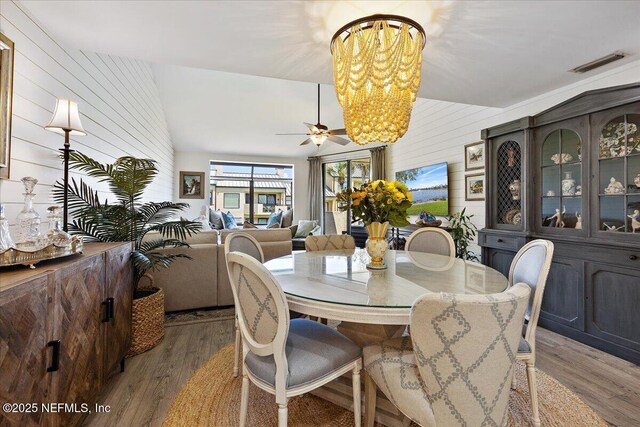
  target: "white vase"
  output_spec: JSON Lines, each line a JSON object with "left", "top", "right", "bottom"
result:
{"left": 562, "top": 172, "right": 576, "bottom": 196}
{"left": 365, "top": 221, "right": 389, "bottom": 270}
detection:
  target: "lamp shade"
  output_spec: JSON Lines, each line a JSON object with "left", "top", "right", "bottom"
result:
{"left": 45, "top": 98, "right": 86, "bottom": 136}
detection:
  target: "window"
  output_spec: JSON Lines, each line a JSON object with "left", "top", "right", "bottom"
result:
{"left": 211, "top": 161, "right": 294, "bottom": 225}
{"left": 323, "top": 157, "right": 371, "bottom": 234}
{"left": 223, "top": 193, "right": 240, "bottom": 209}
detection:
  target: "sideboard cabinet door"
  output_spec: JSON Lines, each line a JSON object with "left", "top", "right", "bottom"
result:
{"left": 0, "top": 276, "right": 50, "bottom": 427}
{"left": 50, "top": 255, "right": 105, "bottom": 427}
{"left": 540, "top": 257, "right": 584, "bottom": 330}
{"left": 104, "top": 244, "right": 133, "bottom": 378}
{"left": 585, "top": 262, "right": 640, "bottom": 353}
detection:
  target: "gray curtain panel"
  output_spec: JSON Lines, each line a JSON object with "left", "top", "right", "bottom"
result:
{"left": 370, "top": 146, "right": 386, "bottom": 181}
{"left": 308, "top": 157, "right": 323, "bottom": 223}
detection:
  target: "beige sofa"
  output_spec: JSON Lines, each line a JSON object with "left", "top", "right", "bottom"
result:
{"left": 149, "top": 228, "right": 292, "bottom": 312}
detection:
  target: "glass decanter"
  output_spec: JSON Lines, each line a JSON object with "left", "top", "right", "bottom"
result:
{"left": 0, "top": 204, "right": 15, "bottom": 251}
{"left": 14, "top": 177, "right": 41, "bottom": 246}
{"left": 40, "top": 205, "right": 72, "bottom": 249}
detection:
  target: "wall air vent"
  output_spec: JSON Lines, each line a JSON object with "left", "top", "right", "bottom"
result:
{"left": 570, "top": 51, "right": 626, "bottom": 73}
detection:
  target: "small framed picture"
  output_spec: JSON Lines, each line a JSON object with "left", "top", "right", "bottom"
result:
{"left": 179, "top": 171, "right": 205, "bottom": 199}
{"left": 465, "top": 173, "right": 485, "bottom": 201}
{"left": 464, "top": 141, "right": 485, "bottom": 171}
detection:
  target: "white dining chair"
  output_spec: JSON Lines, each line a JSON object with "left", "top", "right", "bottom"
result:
{"left": 224, "top": 233, "right": 265, "bottom": 378}
{"left": 508, "top": 239, "right": 554, "bottom": 427}
{"left": 405, "top": 228, "right": 455, "bottom": 256}
{"left": 305, "top": 234, "right": 356, "bottom": 251}
{"left": 363, "top": 283, "right": 531, "bottom": 427}
{"left": 226, "top": 251, "right": 363, "bottom": 427}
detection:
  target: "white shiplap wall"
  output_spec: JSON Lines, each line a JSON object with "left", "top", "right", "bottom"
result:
{"left": 388, "top": 59, "right": 640, "bottom": 235}
{"left": 0, "top": 1, "right": 173, "bottom": 225}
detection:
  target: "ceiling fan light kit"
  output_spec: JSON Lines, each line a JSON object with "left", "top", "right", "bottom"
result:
{"left": 331, "top": 14, "right": 425, "bottom": 145}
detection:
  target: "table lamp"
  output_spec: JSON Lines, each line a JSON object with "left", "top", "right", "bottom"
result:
{"left": 45, "top": 98, "right": 86, "bottom": 232}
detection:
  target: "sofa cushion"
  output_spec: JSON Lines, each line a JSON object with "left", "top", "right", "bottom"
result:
{"left": 243, "top": 221, "right": 258, "bottom": 229}
{"left": 294, "top": 220, "right": 318, "bottom": 238}
{"left": 209, "top": 208, "right": 225, "bottom": 230}
{"left": 245, "top": 318, "right": 361, "bottom": 388}
{"left": 222, "top": 211, "right": 239, "bottom": 229}
{"left": 185, "top": 230, "right": 219, "bottom": 245}
{"left": 267, "top": 211, "right": 282, "bottom": 228}
{"left": 281, "top": 209, "right": 294, "bottom": 228}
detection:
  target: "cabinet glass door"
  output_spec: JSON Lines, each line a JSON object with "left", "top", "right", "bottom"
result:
{"left": 541, "top": 129, "right": 583, "bottom": 230}
{"left": 598, "top": 114, "right": 640, "bottom": 234}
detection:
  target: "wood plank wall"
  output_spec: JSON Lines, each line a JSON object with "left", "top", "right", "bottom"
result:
{"left": 0, "top": 1, "right": 173, "bottom": 226}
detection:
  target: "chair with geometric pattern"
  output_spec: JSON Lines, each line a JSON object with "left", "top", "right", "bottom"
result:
{"left": 405, "top": 228, "right": 455, "bottom": 256}
{"left": 305, "top": 234, "right": 356, "bottom": 252}
{"left": 508, "top": 239, "right": 554, "bottom": 427}
{"left": 363, "top": 283, "right": 531, "bottom": 427}
{"left": 226, "top": 252, "right": 363, "bottom": 427}
{"left": 224, "top": 233, "right": 265, "bottom": 378}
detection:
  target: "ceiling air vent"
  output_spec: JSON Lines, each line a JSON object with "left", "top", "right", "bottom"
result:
{"left": 570, "top": 51, "right": 626, "bottom": 73}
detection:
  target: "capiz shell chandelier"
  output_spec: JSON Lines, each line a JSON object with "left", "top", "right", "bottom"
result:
{"left": 331, "top": 14, "right": 426, "bottom": 145}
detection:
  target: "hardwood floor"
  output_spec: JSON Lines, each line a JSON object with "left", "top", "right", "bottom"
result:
{"left": 83, "top": 317, "right": 640, "bottom": 427}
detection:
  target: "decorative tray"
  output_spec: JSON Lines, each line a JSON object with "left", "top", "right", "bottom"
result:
{"left": 0, "top": 236, "right": 84, "bottom": 269}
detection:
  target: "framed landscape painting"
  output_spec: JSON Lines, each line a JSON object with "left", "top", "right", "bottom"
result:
{"left": 179, "top": 171, "right": 205, "bottom": 199}
{"left": 465, "top": 173, "right": 485, "bottom": 201}
{"left": 464, "top": 141, "right": 485, "bottom": 171}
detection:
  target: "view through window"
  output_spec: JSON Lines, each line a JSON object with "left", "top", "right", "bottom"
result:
{"left": 210, "top": 161, "right": 293, "bottom": 226}
{"left": 323, "top": 157, "right": 371, "bottom": 234}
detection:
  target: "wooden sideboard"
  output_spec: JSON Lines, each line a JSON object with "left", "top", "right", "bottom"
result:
{"left": 0, "top": 242, "right": 133, "bottom": 427}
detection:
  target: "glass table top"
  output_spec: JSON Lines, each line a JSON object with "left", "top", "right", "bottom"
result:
{"left": 264, "top": 249, "right": 508, "bottom": 308}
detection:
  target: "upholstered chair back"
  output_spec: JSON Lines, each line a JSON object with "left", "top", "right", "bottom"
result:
{"left": 305, "top": 234, "right": 356, "bottom": 251}
{"left": 410, "top": 283, "right": 530, "bottom": 427}
{"left": 405, "top": 228, "right": 455, "bottom": 256}
{"left": 508, "top": 239, "right": 554, "bottom": 349}
{"left": 226, "top": 252, "right": 290, "bottom": 389}
{"left": 225, "top": 232, "right": 264, "bottom": 263}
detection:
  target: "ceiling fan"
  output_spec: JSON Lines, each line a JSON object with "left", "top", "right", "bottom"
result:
{"left": 276, "top": 84, "right": 350, "bottom": 147}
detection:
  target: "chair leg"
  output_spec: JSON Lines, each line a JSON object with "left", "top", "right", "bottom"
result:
{"left": 278, "top": 402, "right": 288, "bottom": 427}
{"left": 352, "top": 365, "right": 362, "bottom": 427}
{"left": 239, "top": 374, "right": 250, "bottom": 427}
{"left": 526, "top": 361, "right": 541, "bottom": 427}
{"left": 364, "top": 371, "right": 377, "bottom": 427}
{"left": 233, "top": 317, "right": 241, "bottom": 378}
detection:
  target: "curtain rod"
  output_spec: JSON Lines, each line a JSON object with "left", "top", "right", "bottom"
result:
{"left": 307, "top": 145, "right": 385, "bottom": 161}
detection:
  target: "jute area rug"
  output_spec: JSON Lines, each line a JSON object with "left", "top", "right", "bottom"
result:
{"left": 165, "top": 307, "right": 235, "bottom": 327}
{"left": 163, "top": 344, "right": 607, "bottom": 427}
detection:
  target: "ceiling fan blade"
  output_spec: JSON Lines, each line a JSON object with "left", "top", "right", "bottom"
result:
{"left": 329, "top": 128, "right": 347, "bottom": 136}
{"left": 276, "top": 133, "right": 310, "bottom": 135}
{"left": 304, "top": 122, "right": 319, "bottom": 133}
{"left": 327, "top": 136, "right": 350, "bottom": 146}
{"left": 300, "top": 138, "right": 314, "bottom": 146}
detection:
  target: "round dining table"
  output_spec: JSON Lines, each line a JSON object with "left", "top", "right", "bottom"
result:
{"left": 264, "top": 248, "right": 509, "bottom": 326}
{"left": 264, "top": 248, "right": 509, "bottom": 426}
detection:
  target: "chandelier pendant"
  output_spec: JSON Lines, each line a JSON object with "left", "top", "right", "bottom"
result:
{"left": 331, "top": 14, "right": 426, "bottom": 145}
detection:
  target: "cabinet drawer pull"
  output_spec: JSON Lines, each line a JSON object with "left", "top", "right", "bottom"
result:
{"left": 108, "top": 297, "right": 115, "bottom": 320}
{"left": 47, "top": 340, "right": 60, "bottom": 372}
{"left": 630, "top": 255, "right": 638, "bottom": 261}
{"left": 497, "top": 238, "right": 504, "bottom": 243}
{"left": 102, "top": 297, "right": 115, "bottom": 322}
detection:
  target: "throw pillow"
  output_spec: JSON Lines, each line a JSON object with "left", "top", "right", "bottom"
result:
{"left": 243, "top": 221, "right": 257, "bottom": 229}
{"left": 209, "top": 208, "right": 225, "bottom": 230}
{"left": 280, "top": 209, "right": 294, "bottom": 228}
{"left": 222, "top": 211, "right": 238, "bottom": 229}
{"left": 266, "top": 211, "right": 282, "bottom": 228}
{"left": 294, "top": 220, "right": 317, "bottom": 238}
{"left": 267, "top": 223, "right": 281, "bottom": 229}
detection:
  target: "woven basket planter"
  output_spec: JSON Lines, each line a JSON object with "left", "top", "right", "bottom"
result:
{"left": 127, "top": 279, "right": 165, "bottom": 357}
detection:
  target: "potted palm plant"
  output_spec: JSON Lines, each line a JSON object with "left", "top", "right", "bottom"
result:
{"left": 53, "top": 152, "right": 200, "bottom": 356}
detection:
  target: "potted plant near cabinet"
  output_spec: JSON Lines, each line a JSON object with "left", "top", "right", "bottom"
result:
{"left": 53, "top": 153, "right": 200, "bottom": 356}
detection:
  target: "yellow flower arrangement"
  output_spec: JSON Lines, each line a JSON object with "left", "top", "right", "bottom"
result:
{"left": 336, "top": 180, "right": 412, "bottom": 227}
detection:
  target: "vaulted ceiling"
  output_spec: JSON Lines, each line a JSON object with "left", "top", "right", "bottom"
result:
{"left": 21, "top": 0, "right": 640, "bottom": 107}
